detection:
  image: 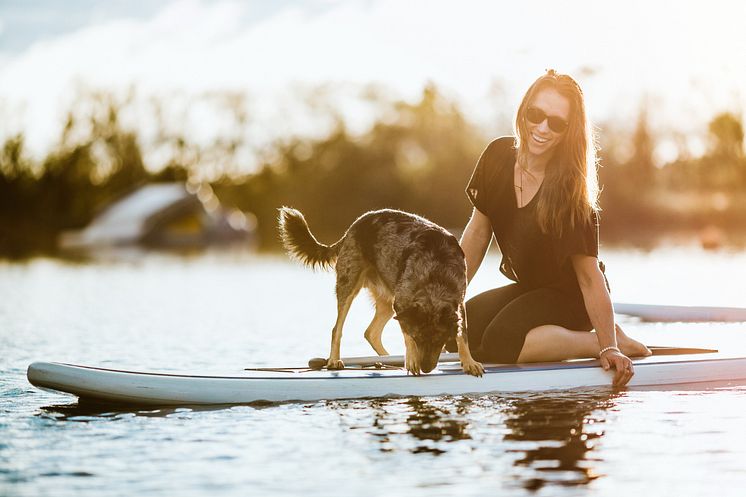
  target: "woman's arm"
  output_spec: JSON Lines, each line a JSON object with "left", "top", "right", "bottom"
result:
{"left": 571, "top": 254, "right": 634, "bottom": 387}
{"left": 460, "top": 208, "right": 493, "bottom": 284}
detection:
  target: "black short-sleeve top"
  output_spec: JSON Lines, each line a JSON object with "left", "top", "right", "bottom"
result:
{"left": 466, "top": 136, "right": 607, "bottom": 295}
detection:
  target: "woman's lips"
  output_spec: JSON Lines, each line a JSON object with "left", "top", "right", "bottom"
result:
{"left": 531, "top": 131, "right": 550, "bottom": 144}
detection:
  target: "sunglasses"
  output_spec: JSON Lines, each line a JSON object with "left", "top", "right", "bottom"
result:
{"left": 526, "top": 106, "right": 569, "bottom": 133}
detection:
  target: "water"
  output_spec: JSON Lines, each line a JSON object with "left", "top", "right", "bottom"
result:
{"left": 2, "top": 248, "right": 746, "bottom": 496}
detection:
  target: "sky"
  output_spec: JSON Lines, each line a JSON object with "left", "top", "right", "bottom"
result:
{"left": 1, "top": 0, "right": 745, "bottom": 168}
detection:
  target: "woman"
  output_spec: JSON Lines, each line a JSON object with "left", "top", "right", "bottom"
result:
{"left": 456, "top": 69, "right": 650, "bottom": 387}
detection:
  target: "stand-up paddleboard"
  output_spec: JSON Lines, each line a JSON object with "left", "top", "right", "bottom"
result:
{"left": 614, "top": 303, "right": 746, "bottom": 322}
{"left": 27, "top": 347, "right": 746, "bottom": 405}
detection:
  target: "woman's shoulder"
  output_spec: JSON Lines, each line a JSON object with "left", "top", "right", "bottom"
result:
{"left": 476, "top": 135, "right": 516, "bottom": 175}
{"left": 483, "top": 135, "right": 516, "bottom": 158}
{"left": 466, "top": 136, "right": 516, "bottom": 213}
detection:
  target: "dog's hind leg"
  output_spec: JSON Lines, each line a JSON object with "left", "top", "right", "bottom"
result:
{"left": 363, "top": 296, "right": 394, "bottom": 356}
{"left": 328, "top": 263, "right": 365, "bottom": 370}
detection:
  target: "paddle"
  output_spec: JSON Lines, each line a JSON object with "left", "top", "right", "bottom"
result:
{"left": 308, "top": 353, "right": 460, "bottom": 370}
{"left": 307, "top": 346, "right": 719, "bottom": 369}
{"left": 648, "top": 346, "right": 718, "bottom": 355}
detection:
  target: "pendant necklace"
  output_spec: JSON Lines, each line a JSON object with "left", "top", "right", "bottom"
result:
{"left": 515, "top": 159, "right": 543, "bottom": 208}
{"left": 515, "top": 160, "right": 528, "bottom": 207}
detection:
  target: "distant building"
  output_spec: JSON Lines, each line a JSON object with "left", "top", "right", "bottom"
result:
{"left": 60, "top": 183, "right": 255, "bottom": 250}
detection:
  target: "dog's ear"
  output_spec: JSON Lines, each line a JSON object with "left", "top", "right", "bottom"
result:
{"left": 393, "top": 302, "right": 402, "bottom": 321}
{"left": 393, "top": 307, "right": 411, "bottom": 321}
{"left": 394, "top": 304, "right": 425, "bottom": 323}
{"left": 393, "top": 299, "right": 414, "bottom": 321}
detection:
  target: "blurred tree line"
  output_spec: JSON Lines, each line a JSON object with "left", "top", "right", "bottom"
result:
{"left": 214, "top": 84, "right": 485, "bottom": 246}
{"left": 1, "top": 85, "right": 745, "bottom": 258}
{"left": 597, "top": 109, "right": 746, "bottom": 244}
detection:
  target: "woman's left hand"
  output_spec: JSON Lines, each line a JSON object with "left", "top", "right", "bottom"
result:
{"left": 600, "top": 349, "right": 634, "bottom": 387}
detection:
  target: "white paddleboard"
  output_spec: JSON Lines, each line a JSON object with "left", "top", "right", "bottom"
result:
{"left": 614, "top": 303, "right": 746, "bottom": 322}
{"left": 27, "top": 349, "right": 746, "bottom": 405}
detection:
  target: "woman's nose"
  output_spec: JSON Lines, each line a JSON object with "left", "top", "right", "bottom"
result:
{"left": 536, "top": 119, "right": 551, "bottom": 134}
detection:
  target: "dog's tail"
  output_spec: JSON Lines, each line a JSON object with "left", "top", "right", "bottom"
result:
{"left": 278, "top": 207, "right": 340, "bottom": 270}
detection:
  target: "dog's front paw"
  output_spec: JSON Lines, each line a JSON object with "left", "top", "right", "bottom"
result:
{"left": 462, "top": 359, "right": 484, "bottom": 377}
{"left": 326, "top": 358, "right": 345, "bottom": 370}
{"left": 404, "top": 357, "right": 421, "bottom": 376}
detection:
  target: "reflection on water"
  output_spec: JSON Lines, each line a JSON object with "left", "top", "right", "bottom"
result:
{"left": 37, "top": 396, "right": 297, "bottom": 421}
{"left": 503, "top": 392, "right": 619, "bottom": 491}
{"left": 402, "top": 397, "right": 472, "bottom": 454}
{"left": 368, "top": 397, "right": 473, "bottom": 455}
{"left": 38, "top": 401, "right": 203, "bottom": 422}
{"left": 323, "top": 390, "right": 619, "bottom": 491}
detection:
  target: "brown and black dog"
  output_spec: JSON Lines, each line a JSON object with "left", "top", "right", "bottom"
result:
{"left": 278, "top": 207, "right": 484, "bottom": 376}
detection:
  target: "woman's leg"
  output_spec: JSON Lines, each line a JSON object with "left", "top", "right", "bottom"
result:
{"left": 517, "top": 325, "right": 600, "bottom": 362}
{"left": 460, "top": 286, "right": 651, "bottom": 363}
{"left": 464, "top": 283, "right": 527, "bottom": 347}
{"left": 444, "top": 283, "right": 526, "bottom": 353}
{"left": 472, "top": 287, "right": 591, "bottom": 363}
{"left": 518, "top": 324, "right": 652, "bottom": 363}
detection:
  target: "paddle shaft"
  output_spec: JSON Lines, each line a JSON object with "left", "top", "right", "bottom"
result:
{"left": 308, "top": 352, "right": 460, "bottom": 369}
{"left": 307, "top": 346, "right": 718, "bottom": 369}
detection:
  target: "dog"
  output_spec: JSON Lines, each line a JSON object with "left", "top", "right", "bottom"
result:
{"left": 278, "top": 207, "right": 484, "bottom": 376}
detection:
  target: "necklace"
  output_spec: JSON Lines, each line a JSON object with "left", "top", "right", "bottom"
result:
{"left": 514, "top": 161, "right": 544, "bottom": 208}
{"left": 514, "top": 167, "right": 524, "bottom": 207}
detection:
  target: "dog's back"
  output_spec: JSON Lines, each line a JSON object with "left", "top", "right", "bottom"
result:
{"left": 278, "top": 207, "right": 465, "bottom": 286}
{"left": 343, "top": 210, "right": 465, "bottom": 293}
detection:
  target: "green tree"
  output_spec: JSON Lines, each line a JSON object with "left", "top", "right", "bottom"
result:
{"left": 697, "top": 112, "right": 746, "bottom": 189}
{"left": 627, "top": 107, "right": 655, "bottom": 184}
{"left": 708, "top": 112, "right": 744, "bottom": 160}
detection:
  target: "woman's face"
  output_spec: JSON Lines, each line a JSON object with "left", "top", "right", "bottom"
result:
{"left": 525, "top": 87, "right": 571, "bottom": 157}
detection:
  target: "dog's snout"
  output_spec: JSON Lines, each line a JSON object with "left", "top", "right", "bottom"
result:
{"left": 420, "top": 355, "right": 439, "bottom": 373}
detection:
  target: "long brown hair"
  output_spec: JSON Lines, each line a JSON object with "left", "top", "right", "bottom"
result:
{"left": 513, "top": 69, "right": 600, "bottom": 238}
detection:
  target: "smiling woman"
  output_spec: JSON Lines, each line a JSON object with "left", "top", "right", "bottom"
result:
{"left": 453, "top": 69, "right": 651, "bottom": 387}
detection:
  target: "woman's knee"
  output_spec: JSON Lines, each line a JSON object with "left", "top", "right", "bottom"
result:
{"left": 465, "top": 284, "right": 525, "bottom": 326}
{"left": 464, "top": 284, "right": 525, "bottom": 346}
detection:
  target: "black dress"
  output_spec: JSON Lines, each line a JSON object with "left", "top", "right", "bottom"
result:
{"left": 460, "top": 136, "right": 608, "bottom": 363}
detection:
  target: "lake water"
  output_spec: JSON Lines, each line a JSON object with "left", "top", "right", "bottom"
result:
{"left": 2, "top": 248, "right": 746, "bottom": 496}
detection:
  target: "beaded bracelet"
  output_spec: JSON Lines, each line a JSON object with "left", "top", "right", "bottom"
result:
{"left": 599, "top": 345, "right": 621, "bottom": 355}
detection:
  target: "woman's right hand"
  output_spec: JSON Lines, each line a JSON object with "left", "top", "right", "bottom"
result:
{"left": 600, "top": 348, "right": 634, "bottom": 387}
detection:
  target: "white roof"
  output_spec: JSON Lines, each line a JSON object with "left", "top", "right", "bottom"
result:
{"left": 62, "top": 184, "right": 192, "bottom": 247}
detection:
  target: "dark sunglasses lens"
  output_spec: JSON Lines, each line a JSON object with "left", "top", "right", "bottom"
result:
{"left": 527, "top": 107, "right": 568, "bottom": 133}
{"left": 526, "top": 107, "right": 545, "bottom": 124}
{"left": 548, "top": 117, "right": 568, "bottom": 133}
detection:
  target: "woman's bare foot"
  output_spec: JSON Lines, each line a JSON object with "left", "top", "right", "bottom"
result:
{"left": 615, "top": 324, "right": 652, "bottom": 357}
